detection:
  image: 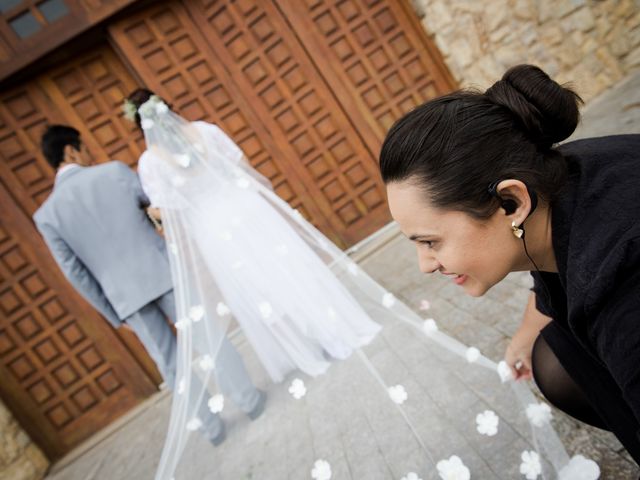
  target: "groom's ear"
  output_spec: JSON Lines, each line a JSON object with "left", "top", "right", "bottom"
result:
{"left": 63, "top": 144, "right": 78, "bottom": 164}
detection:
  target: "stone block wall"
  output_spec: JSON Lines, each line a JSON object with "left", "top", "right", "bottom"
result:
{"left": 412, "top": 0, "right": 640, "bottom": 101}
{"left": 0, "top": 400, "right": 49, "bottom": 480}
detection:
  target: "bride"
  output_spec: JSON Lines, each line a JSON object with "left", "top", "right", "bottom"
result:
{"left": 124, "top": 89, "right": 600, "bottom": 480}
{"left": 127, "top": 88, "right": 380, "bottom": 382}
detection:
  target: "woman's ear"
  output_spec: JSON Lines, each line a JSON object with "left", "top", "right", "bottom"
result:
{"left": 496, "top": 179, "right": 532, "bottom": 222}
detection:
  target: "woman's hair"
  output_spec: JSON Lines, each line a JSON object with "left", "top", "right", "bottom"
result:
{"left": 41, "top": 125, "right": 81, "bottom": 169}
{"left": 379, "top": 64, "right": 583, "bottom": 218}
{"left": 126, "top": 88, "right": 161, "bottom": 129}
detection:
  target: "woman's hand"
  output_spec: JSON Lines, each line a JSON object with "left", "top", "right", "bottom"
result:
{"left": 505, "top": 327, "right": 537, "bottom": 380}
{"left": 147, "top": 207, "right": 162, "bottom": 221}
{"left": 145, "top": 207, "right": 164, "bottom": 235}
{"left": 505, "top": 291, "right": 552, "bottom": 381}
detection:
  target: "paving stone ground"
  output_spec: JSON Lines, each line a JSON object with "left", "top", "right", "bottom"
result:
{"left": 46, "top": 72, "right": 640, "bottom": 480}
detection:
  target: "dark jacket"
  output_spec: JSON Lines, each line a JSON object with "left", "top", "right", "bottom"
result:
{"left": 531, "top": 134, "right": 640, "bottom": 455}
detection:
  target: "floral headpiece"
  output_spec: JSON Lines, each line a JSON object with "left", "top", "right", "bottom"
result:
{"left": 122, "top": 95, "right": 169, "bottom": 130}
{"left": 122, "top": 99, "right": 137, "bottom": 122}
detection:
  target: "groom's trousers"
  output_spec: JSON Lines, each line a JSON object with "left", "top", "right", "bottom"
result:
{"left": 125, "top": 289, "right": 262, "bottom": 440}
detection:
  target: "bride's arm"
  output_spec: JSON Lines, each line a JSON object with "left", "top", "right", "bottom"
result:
{"left": 196, "top": 121, "right": 274, "bottom": 190}
{"left": 136, "top": 152, "right": 166, "bottom": 208}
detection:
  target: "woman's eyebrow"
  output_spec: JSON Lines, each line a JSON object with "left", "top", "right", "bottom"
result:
{"left": 408, "top": 234, "right": 436, "bottom": 241}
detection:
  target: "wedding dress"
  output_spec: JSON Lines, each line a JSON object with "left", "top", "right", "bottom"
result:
{"left": 138, "top": 120, "right": 381, "bottom": 382}
{"left": 135, "top": 96, "right": 600, "bottom": 480}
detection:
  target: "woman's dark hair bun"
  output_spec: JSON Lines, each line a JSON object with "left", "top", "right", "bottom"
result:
{"left": 485, "top": 64, "right": 583, "bottom": 149}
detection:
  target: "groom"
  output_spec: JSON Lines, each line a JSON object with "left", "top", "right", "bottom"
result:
{"left": 33, "top": 125, "right": 266, "bottom": 445}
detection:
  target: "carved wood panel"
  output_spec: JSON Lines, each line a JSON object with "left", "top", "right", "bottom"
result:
{"left": 276, "top": 0, "right": 457, "bottom": 144}
{"left": 0, "top": 83, "right": 62, "bottom": 214}
{"left": 0, "top": 181, "right": 156, "bottom": 460}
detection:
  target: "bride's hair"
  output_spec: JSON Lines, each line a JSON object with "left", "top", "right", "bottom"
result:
{"left": 126, "top": 88, "right": 171, "bottom": 130}
{"left": 379, "top": 64, "right": 583, "bottom": 219}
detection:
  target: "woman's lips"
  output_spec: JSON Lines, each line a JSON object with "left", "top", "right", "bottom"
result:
{"left": 453, "top": 274, "right": 468, "bottom": 286}
{"left": 441, "top": 271, "right": 468, "bottom": 286}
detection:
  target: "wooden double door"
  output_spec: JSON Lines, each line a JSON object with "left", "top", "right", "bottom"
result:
{"left": 0, "top": 0, "right": 455, "bottom": 461}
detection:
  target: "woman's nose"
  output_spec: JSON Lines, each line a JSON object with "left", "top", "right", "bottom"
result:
{"left": 417, "top": 250, "right": 440, "bottom": 274}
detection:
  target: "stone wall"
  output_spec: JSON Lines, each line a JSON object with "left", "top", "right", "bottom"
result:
{"left": 0, "top": 399, "right": 49, "bottom": 480}
{"left": 412, "top": 0, "right": 640, "bottom": 101}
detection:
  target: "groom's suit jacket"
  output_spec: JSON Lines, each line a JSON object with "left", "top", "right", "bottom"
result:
{"left": 33, "top": 161, "right": 173, "bottom": 328}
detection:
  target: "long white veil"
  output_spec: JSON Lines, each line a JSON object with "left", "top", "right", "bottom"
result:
{"left": 137, "top": 96, "right": 600, "bottom": 480}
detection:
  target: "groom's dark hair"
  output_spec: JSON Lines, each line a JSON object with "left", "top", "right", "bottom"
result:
{"left": 41, "top": 125, "right": 81, "bottom": 169}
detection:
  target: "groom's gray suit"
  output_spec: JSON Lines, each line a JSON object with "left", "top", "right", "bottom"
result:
{"left": 34, "top": 160, "right": 262, "bottom": 441}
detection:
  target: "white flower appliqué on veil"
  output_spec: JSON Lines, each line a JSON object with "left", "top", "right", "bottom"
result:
{"left": 289, "top": 378, "right": 307, "bottom": 399}
{"left": 185, "top": 417, "right": 202, "bottom": 432}
{"left": 236, "top": 177, "right": 250, "bottom": 189}
{"left": 558, "top": 455, "right": 601, "bottom": 480}
{"left": 382, "top": 292, "right": 396, "bottom": 308}
{"left": 176, "top": 378, "right": 186, "bottom": 395}
{"left": 519, "top": 450, "right": 542, "bottom": 479}
{"left": 436, "top": 455, "right": 470, "bottom": 480}
{"left": 347, "top": 262, "right": 359, "bottom": 276}
{"left": 216, "top": 302, "right": 231, "bottom": 317}
{"left": 465, "top": 347, "right": 481, "bottom": 363}
{"left": 188, "top": 305, "right": 205, "bottom": 322}
{"left": 175, "top": 153, "right": 191, "bottom": 168}
{"left": 475, "top": 410, "right": 499, "bottom": 436}
{"left": 259, "top": 301, "right": 273, "bottom": 320}
{"left": 208, "top": 394, "right": 224, "bottom": 414}
{"left": 526, "top": 402, "right": 552, "bottom": 427}
{"left": 311, "top": 459, "right": 331, "bottom": 480}
{"left": 197, "top": 355, "right": 215, "bottom": 372}
{"left": 388, "top": 385, "right": 408, "bottom": 405}
{"left": 401, "top": 473, "right": 422, "bottom": 480}
{"left": 174, "top": 317, "right": 190, "bottom": 331}
{"left": 497, "top": 360, "right": 513, "bottom": 383}
{"left": 422, "top": 318, "right": 438, "bottom": 336}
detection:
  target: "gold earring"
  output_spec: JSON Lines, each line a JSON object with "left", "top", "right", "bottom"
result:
{"left": 511, "top": 221, "right": 524, "bottom": 239}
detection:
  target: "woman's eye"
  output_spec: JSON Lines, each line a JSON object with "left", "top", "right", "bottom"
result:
{"left": 419, "top": 240, "right": 434, "bottom": 248}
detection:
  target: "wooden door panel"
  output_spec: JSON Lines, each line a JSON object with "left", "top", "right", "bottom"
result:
{"left": 37, "top": 46, "right": 145, "bottom": 169}
{"left": 0, "top": 183, "right": 156, "bottom": 460}
{"left": 186, "top": 0, "right": 390, "bottom": 246}
{"left": 0, "top": 83, "right": 62, "bottom": 214}
{"left": 107, "top": 3, "right": 340, "bottom": 242}
{"left": 276, "top": 0, "right": 457, "bottom": 143}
